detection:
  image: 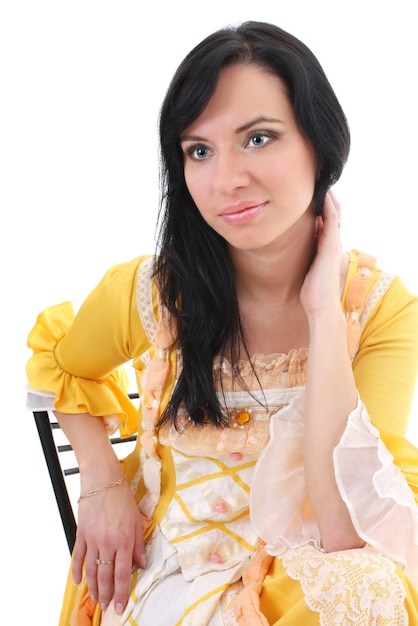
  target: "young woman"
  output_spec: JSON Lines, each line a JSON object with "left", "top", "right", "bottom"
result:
{"left": 27, "top": 21, "right": 418, "bottom": 625}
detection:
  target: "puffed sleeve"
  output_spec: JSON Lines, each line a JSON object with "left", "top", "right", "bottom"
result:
{"left": 353, "top": 275, "right": 418, "bottom": 437}
{"left": 26, "top": 256, "right": 154, "bottom": 436}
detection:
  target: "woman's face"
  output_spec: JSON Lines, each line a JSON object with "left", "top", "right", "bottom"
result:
{"left": 180, "top": 63, "right": 318, "bottom": 253}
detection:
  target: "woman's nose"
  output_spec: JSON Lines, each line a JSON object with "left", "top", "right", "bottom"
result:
{"left": 212, "top": 150, "right": 250, "bottom": 193}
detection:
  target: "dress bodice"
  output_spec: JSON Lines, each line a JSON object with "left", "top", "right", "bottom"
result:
{"left": 156, "top": 351, "right": 308, "bottom": 580}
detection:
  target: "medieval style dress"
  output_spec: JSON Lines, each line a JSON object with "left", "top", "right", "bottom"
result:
{"left": 26, "top": 251, "right": 418, "bottom": 625}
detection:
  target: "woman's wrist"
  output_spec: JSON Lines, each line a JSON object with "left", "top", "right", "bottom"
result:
{"left": 307, "top": 306, "right": 346, "bottom": 337}
{"left": 78, "top": 475, "right": 126, "bottom": 503}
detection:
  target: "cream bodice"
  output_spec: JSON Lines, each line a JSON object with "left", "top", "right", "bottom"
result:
{"left": 156, "top": 352, "right": 308, "bottom": 581}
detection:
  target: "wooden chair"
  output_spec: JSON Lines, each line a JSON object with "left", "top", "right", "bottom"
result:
{"left": 32, "top": 393, "right": 139, "bottom": 553}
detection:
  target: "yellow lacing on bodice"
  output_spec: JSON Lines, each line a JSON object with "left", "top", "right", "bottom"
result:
{"left": 136, "top": 251, "right": 403, "bottom": 626}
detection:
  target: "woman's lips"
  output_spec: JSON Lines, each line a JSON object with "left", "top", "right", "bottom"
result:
{"left": 219, "top": 202, "right": 267, "bottom": 225}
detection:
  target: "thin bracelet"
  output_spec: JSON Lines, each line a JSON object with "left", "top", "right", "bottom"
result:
{"left": 77, "top": 475, "right": 126, "bottom": 503}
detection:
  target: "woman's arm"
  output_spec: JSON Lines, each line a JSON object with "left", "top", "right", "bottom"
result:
{"left": 55, "top": 410, "right": 146, "bottom": 614}
{"left": 353, "top": 277, "right": 418, "bottom": 437}
{"left": 301, "top": 192, "right": 365, "bottom": 551}
{"left": 27, "top": 257, "right": 153, "bottom": 614}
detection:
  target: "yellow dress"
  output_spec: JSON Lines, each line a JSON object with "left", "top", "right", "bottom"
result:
{"left": 26, "top": 251, "right": 418, "bottom": 625}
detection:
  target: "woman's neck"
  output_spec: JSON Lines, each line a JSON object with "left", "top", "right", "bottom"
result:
{"left": 229, "top": 214, "right": 317, "bottom": 307}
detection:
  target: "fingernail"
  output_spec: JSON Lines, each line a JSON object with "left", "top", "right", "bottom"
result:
{"left": 140, "top": 554, "right": 147, "bottom": 569}
{"left": 116, "top": 604, "right": 124, "bottom": 615}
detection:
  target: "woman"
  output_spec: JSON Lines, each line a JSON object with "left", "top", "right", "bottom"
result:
{"left": 26, "top": 21, "right": 418, "bottom": 625}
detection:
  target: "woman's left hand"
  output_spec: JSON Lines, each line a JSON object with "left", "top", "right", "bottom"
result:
{"left": 300, "top": 190, "right": 343, "bottom": 319}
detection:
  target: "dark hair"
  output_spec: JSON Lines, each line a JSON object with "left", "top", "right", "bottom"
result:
{"left": 155, "top": 21, "right": 350, "bottom": 429}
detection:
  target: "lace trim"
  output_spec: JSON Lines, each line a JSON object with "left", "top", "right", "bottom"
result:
{"left": 135, "top": 256, "right": 392, "bottom": 376}
{"left": 136, "top": 256, "right": 158, "bottom": 344}
{"left": 281, "top": 545, "right": 408, "bottom": 625}
{"left": 213, "top": 348, "right": 308, "bottom": 392}
{"left": 158, "top": 403, "right": 287, "bottom": 455}
{"left": 359, "top": 271, "right": 396, "bottom": 327}
{"left": 220, "top": 580, "right": 244, "bottom": 625}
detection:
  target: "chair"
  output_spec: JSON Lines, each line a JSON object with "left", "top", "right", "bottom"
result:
{"left": 33, "top": 392, "right": 139, "bottom": 553}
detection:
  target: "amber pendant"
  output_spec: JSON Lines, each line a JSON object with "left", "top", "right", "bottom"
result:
{"left": 231, "top": 409, "right": 252, "bottom": 428}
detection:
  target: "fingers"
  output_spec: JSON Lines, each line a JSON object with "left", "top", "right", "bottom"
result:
{"left": 83, "top": 548, "right": 102, "bottom": 605}
{"left": 72, "top": 533, "right": 113, "bottom": 606}
{"left": 72, "top": 535, "right": 86, "bottom": 586}
{"left": 72, "top": 490, "right": 146, "bottom": 614}
{"left": 96, "top": 553, "right": 117, "bottom": 611}
{"left": 84, "top": 545, "right": 131, "bottom": 612}
{"left": 301, "top": 189, "right": 344, "bottom": 315}
{"left": 72, "top": 534, "right": 124, "bottom": 611}
{"left": 84, "top": 548, "right": 129, "bottom": 612}
{"left": 324, "top": 190, "right": 342, "bottom": 228}
{"left": 133, "top": 517, "right": 147, "bottom": 570}
{"left": 110, "top": 512, "right": 147, "bottom": 613}
{"left": 72, "top": 515, "right": 146, "bottom": 615}
{"left": 113, "top": 547, "right": 134, "bottom": 615}
{"left": 318, "top": 192, "right": 342, "bottom": 252}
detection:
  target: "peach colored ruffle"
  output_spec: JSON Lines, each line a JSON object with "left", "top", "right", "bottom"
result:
{"left": 346, "top": 251, "right": 377, "bottom": 359}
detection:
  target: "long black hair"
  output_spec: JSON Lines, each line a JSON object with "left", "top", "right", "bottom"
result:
{"left": 154, "top": 21, "right": 350, "bottom": 429}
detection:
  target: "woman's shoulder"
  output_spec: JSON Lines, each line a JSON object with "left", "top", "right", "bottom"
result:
{"left": 100, "top": 254, "right": 154, "bottom": 284}
{"left": 98, "top": 254, "right": 161, "bottom": 340}
{"left": 343, "top": 249, "right": 418, "bottom": 357}
{"left": 97, "top": 255, "right": 157, "bottom": 307}
{"left": 343, "top": 249, "right": 418, "bottom": 355}
{"left": 344, "top": 248, "right": 417, "bottom": 306}
{"left": 343, "top": 249, "right": 395, "bottom": 305}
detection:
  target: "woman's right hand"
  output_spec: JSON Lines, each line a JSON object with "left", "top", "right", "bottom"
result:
{"left": 73, "top": 473, "right": 146, "bottom": 615}
{"left": 54, "top": 410, "right": 146, "bottom": 616}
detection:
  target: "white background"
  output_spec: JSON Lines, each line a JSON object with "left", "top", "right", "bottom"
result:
{"left": 1, "top": 0, "right": 417, "bottom": 622}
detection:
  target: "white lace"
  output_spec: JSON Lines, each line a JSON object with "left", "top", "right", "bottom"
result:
{"left": 133, "top": 258, "right": 410, "bottom": 624}
{"left": 220, "top": 581, "right": 244, "bottom": 625}
{"left": 136, "top": 256, "right": 158, "bottom": 343}
{"left": 282, "top": 545, "right": 408, "bottom": 625}
{"left": 359, "top": 271, "right": 395, "bottom": 328}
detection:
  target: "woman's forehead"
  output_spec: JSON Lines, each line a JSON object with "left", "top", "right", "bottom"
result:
{"left": 181, "top": 64, "right": 292, "bottom": 137}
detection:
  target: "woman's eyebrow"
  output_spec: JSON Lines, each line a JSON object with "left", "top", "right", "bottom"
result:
{"left": 180, "top": 117, "right": 285, "bottom": 143}
{"left": 235, "top": 116, "right": 284, "bottom": 134}
{"left": 180, "top": 133, "right": 206, "bottom": 143}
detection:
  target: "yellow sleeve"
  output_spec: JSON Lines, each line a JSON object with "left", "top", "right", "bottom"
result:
{"left": 26, "top": 255, "right": 155, "bottom": 435}
{"left": 353, "top": 275, "right": 418, "bottom": 437}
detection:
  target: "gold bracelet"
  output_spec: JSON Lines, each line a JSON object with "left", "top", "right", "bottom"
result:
{"left": 77, "top": 475, "right": 126, "bottom": 503}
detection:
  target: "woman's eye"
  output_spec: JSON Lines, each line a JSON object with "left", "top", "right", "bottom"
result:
{"left": 191, "top": 146, "right": 209, "bottom": 160}
{"left": 246, "top": 132, "right": 275, "bottom": 149}
{"left": 251, "top": 135, "right": 267, "bottom": 146}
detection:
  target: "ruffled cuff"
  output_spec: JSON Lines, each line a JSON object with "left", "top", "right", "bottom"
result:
{"left": 26, "top": 302, "right": 137, "bottom": 436}
{"left": 250, "top": 390, "right": 321, "bottom": 555}
{"left": 26, "top": 386, "right": 55, "bottom": 411}
{"left": 334, "top": 399, "right": 418, "bottom": 585}
{"left": 250, "top": 392, "right": 418, "bottom": 588}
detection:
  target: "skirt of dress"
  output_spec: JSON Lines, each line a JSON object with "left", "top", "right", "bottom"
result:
{"left": 260, "top": 545, "right": 418, "bottom": 626}
{"left": 62, "top": 540, "right": 418, "bottom": 626}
